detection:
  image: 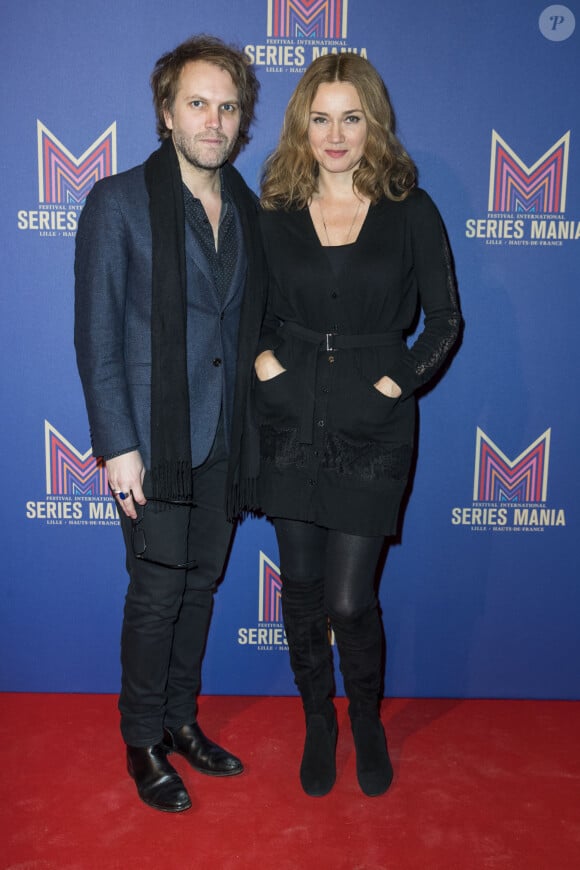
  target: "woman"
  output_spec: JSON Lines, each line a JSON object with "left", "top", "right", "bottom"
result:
{"left": 254, "top": 54, "right": 461, "bottom": 798}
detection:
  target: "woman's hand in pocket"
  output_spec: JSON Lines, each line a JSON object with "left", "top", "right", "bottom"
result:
{"left": 254, "top": 350, "right": 286, "bottom": 382}
{"left": 373, "top": 375, "right": 402, "bottom": 398}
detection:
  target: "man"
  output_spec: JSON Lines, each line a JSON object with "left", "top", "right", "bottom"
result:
{"left": 74, "top": 36, "right": 265, "bottom": 813}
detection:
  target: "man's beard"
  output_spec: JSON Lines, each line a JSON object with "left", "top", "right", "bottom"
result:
{"left": 173, "top": 131, "right": 234, "bottom": 171}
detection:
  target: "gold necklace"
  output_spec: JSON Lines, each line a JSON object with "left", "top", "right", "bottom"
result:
{"left": 318, "top": 197, "right": 362, "bottom": 246}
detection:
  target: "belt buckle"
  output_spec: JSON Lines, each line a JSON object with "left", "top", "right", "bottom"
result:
{"left": 325, "top": 332, "right": 336, "bottom": 352}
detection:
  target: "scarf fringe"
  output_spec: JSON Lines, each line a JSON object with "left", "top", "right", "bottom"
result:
{"left": 226, "top": 477, "right": 259, "bottom": 521}
{"left": 150, "top": 460, "right": 193, "bottom": 501}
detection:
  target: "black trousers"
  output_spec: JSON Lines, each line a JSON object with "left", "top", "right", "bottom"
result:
{"left": 117, "top": 445, "right": 233, "bottom": 747}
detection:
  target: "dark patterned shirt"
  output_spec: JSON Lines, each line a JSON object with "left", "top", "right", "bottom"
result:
{"left": 183, "top": 177, "right": 238, "bottom": 302}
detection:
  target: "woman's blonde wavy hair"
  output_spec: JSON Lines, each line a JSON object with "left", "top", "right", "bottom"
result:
{"left": 261, "top": 53, "right": 416, "bottom": 210}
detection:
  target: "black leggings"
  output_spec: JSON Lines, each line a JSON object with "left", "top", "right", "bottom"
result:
{"left": 273, "top": 517, "right": 384, "bottom": 620}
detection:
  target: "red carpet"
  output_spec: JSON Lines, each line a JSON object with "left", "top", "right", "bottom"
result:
{"left": 1, "top": 694, "right": 579, "bottom": 869}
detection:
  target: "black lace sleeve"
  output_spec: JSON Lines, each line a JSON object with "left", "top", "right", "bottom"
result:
{"left": 389, "top": 189, "right": 461, "bottom": 396}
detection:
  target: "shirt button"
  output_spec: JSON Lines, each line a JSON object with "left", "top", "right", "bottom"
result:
{"left": 331, "top": 291, "right": 338, "bottom": 298}
{"left": 212, "top": 358, "right": 222, "bottom": 367}
{"left": 308, "top": 479, "right": 316, "bottom": 486}
{"left": 321, "top": 386, "right": 329, "bottom": 394}
{"left": 317, "top": 420, "right": 325, "bottom": 428}
{"left": 328, "top": 355, "right": 335, "bottom": 364}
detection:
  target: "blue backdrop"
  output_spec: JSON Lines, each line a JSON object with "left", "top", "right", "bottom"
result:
{"left": 1, "top": 1, "right": 578, "bottom": 699}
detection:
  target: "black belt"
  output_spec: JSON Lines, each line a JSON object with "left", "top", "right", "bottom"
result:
{"left": 278, "top": 322, "right": 402, "bottom": 444}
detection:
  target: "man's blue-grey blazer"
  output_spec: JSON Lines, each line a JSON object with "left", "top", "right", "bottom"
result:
{"left": 74, "top": 159, "right": 266, "bottom": 473}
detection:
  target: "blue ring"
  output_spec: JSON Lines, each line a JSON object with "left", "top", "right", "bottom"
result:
{"left": 118, "top": 491, "right": 128, "bottom": 500}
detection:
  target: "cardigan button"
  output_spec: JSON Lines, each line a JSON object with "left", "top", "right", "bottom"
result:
{"left": 212, "top": 358, "right": 222, "bottom": 367}
{"left": 330, "top": 291, "right": 338, "bottom": 298}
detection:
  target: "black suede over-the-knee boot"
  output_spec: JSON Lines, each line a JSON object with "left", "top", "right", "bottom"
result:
{"left": 281, "top": 575, "right": 337, "bottom": 797}
{"left": 331, "top": 603, "right": 393, "bottom": 797}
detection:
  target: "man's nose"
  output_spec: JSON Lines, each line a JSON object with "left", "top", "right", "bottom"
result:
{"left": 205, "top": 106, "right": 221, "bottom": 128}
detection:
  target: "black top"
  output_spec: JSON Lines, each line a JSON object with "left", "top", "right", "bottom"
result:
{"left": 323, "top": 242, "right": 354, "bottom": 276}
{"left": 255, "top": 188, "right": 461, "bottom": 536}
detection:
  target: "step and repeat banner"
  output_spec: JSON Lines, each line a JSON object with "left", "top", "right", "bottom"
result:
{"left": 1, "top": 1, "right": 578, "bottom": 699}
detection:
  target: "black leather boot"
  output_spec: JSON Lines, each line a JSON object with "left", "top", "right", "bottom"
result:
{"left": 282, "top": 575, "right": 337, "bottom": 796}
{"left": 331, "top": 604, "right": 393, "bottom": 797}
{"left": 126, "top": 744, "right": 192, "bottom": 812}
{"left": 163, "top": 722, "right": 243, "bottom": 776}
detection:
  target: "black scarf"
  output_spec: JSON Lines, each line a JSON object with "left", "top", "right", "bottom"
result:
{"left": 144, "top": 139, "right": 264, "bottom": 514}
{"left": 145, "top": 138, "right": 193, "bottom": 501}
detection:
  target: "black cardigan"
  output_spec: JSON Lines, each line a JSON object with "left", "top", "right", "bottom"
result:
{"left": 254, "top": 188, "right": 461, "bottom": 536}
